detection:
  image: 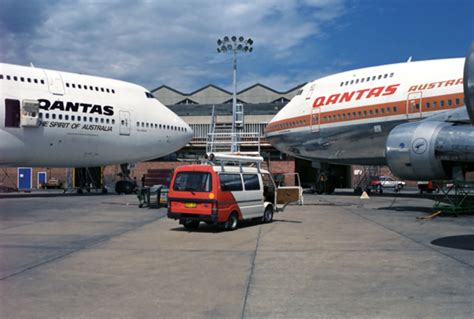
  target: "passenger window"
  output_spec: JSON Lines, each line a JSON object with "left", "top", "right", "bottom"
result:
{"left": 219, "top": 174, "right": 243, "bottom": 191}
{"left": 243, "top": 174, "right": 260, "bottom": 191}
{"left": 440, "top": 100, "right": 445, "bottom": 107}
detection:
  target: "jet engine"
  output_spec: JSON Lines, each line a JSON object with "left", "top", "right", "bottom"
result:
{"left": 387, "top": 42, "right": 474, "bottom": 181}
{"left": 386, "top": 121, "right": 474, "bottom": 180}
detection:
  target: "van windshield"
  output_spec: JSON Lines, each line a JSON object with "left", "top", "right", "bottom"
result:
{"left": 173, "top": 172, "right": 212, "bottom": 192}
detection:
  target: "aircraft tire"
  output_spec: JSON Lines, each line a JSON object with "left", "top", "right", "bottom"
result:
{"left": 115, "top": 180, "right": 135, "bottom": 195}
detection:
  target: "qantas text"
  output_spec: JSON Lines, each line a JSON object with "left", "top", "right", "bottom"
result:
{"left": 312, "top": 84, "right": 400, "bottom": 108}
{"left": 38, "top": 99, "right": 114, "bottom": 116}
{"left": 408, "top": 78, "right": 463, "bottom": 92}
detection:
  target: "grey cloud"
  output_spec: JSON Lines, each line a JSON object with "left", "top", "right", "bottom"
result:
{"left": 1, "top": 0, "right": 347, "bottom": 91}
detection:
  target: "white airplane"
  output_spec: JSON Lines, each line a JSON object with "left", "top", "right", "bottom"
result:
{"left": 266, "top": 43, "right": 474, "bottom": 193}
{"left": 0, "top": 62, "right": 193, "bottom": 192}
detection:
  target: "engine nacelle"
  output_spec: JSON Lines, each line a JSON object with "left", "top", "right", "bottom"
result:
{"left": 385, "top": 121, "right": 451, "bottom": 180}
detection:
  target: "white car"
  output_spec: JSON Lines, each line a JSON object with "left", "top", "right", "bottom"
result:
{"left": 379, "top": 176, "right": 405, "bottom": 190}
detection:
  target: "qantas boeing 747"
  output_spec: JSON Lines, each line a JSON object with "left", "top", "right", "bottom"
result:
{"left": 266, "top": 43, "right": 474, "bottom": 193}
{"left": 0, "top": 63, "right": 193, "bottom": 192}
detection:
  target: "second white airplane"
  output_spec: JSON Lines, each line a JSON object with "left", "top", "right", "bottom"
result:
{"left": 266, "top": 43, "right": 474, "bottom": 193}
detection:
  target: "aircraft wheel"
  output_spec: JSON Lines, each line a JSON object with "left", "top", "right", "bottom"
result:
{"left": 115, "top": 180, "right": 134, "bottom": 194}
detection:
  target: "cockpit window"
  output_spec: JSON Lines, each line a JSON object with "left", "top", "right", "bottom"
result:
{"left": 145, "top": 92, "right": 155, "bottom": 99}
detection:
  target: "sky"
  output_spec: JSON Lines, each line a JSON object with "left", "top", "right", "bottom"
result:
{"left": 0, "top": 0, "right": 473, "bottom": 93}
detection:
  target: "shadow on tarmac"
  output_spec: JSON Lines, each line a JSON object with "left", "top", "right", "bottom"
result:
{"left": 169, "top": 218, "right": 302, "bottom": 233}
{"left": 378, "top": 206, "right": 434, "bottom": 213}
{"left": 431, "top": 235, "right": 474, "bottom": 251}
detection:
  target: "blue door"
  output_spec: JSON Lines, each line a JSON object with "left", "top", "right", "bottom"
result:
{"left": 18, "top": 168, "right": 32, "bottom": 190}
{"left": 38, "top": 172, "right": 47, "bottom": 188}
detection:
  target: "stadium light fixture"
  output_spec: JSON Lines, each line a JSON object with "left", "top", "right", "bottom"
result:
{"left": 216, "top": 36, "right": 254, "bottom": 152}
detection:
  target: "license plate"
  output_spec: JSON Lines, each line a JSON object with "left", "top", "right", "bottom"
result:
{"left": 185, "top": 203, "right": 197, "bottom": 208}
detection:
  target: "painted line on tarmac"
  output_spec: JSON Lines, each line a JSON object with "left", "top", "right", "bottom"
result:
{"left": 241, "top": 225, "right": 263, "bottom": 319}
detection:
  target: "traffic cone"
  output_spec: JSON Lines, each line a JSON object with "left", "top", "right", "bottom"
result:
{"left": 360, "top": 191, "right": 370, "bottom": 199}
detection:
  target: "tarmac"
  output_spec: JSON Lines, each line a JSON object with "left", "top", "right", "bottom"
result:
{"left": 0, "top": 192, "right": 473, "bottom": 318}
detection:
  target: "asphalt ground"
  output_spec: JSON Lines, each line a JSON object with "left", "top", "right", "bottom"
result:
{"left": 0, "top": 193, "right": 473, "bottom": 318}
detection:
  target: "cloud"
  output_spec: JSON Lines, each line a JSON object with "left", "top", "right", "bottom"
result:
{"left": 0, "top": 0, "right": 348, "bottom": 91}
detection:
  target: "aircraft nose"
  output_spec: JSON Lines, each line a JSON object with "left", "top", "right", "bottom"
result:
{"left": 184, "top": 123, "right": 194, "bottom": 144}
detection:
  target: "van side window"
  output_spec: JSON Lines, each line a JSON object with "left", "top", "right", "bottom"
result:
{"left": 243, "top": 174, "right": 260, "bottom": 191}
{"left": 219, "top": 174, "right": 243, "bottom": 191}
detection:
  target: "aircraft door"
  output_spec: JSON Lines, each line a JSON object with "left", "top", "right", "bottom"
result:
{"left": 119, "top": 111, "right": 131, "bottom": 136}
{"left": 305, "top": 84, "right": 315, "bottom": 100}
{"left": 310, "top": 107, "right": 320, "bottom": 132}
{"left": 43, "top": 70, "right": 65, "bottom": 95}
{"left": 406, "top": 92, "right": 422, "bottom": 120}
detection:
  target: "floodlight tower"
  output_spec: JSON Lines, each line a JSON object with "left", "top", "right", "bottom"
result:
{"left": 217, "top": 36, "right": 253, "bottom": 152}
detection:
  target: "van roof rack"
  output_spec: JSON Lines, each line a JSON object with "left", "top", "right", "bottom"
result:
{"left": 205, "top": 152, "right": 264, "bottom": 173}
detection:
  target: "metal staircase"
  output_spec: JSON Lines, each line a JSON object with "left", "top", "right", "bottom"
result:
{"left": 206, "top": 105, "right": 262, "bottom": 154}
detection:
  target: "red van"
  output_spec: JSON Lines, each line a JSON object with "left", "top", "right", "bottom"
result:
{"left": 167, "top": 162, "right": 278, "bottom": 230}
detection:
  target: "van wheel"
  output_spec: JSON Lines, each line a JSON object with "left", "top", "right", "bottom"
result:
{"left": 263, "top": 206, "right": 274, "bottom": 223}
{"left": 226, "top": 213, "right": 238, "bottom": 231}
{"left": 183, "top": 220, "right": 200, "bottom": 230}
